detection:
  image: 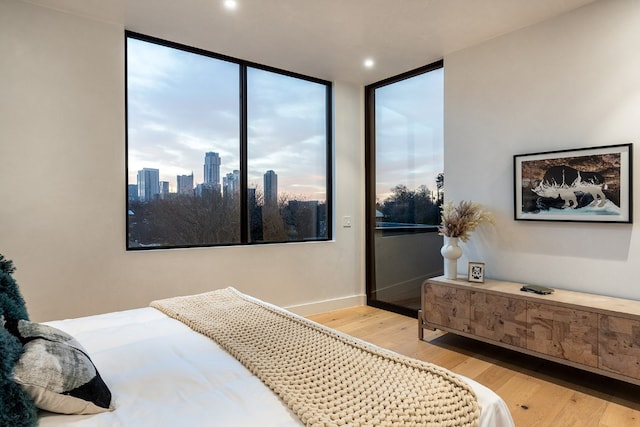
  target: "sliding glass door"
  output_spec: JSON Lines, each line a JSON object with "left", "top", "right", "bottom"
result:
{"left": 365, "top": 61, "right": 444, "bottom": 316}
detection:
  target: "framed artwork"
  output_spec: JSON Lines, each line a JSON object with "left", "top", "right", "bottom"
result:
{"left": 468, "top": 262, "right": 485, "bottom": 283}
{"left": 514, "top": 143, "right": 633, "bottom": 223}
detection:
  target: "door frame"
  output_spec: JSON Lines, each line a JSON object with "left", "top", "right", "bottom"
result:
{"left": 364, "top": 60, "right": 444, "bottom": 318}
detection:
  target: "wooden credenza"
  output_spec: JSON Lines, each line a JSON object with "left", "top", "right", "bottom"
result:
{"left": 419, "top": 275, "right": 640, "bottom": 385}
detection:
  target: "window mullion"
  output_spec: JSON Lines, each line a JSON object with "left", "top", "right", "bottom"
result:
{"left": 240, "top": 65, "right": 249, "bottom": 244}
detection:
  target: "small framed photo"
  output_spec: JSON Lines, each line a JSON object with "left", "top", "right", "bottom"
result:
{"left": 468, "top": 262, "right": 485, "bottom": 283}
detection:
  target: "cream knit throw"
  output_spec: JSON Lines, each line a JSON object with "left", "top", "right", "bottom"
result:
{"left": 151, "top": 288, "right": 480, "bottom": 427}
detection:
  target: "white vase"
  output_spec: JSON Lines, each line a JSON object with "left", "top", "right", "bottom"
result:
{"left": 440, "top": 236, "right": 463, "bottom": 279}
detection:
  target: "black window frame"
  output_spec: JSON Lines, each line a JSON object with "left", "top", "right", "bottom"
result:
{"left": 365, "top": 60, "right": 445, "bottom": 317}
{"left": 125, "top": 31, "right": 333, "bottom": 250}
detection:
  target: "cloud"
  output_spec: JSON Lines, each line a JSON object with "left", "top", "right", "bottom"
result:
{"left": 374, "top": 69, "right": 444, "bottom": 201}
{"left": 127, "top": 36, "right": 442, "bottom": 203}
{"left": 127, "top": 36, "right": 328, "bottom": 200}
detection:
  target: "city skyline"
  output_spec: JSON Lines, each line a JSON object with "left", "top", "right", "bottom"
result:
{"left": 131, "top": 150, "right": 284, "bottom": 203}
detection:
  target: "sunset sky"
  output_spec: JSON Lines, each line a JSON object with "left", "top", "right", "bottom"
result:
{"left": 374, "top": 67, "right": 444, "bottom": 202}
{"left": 127, "top": 36, "right": 443, "bottom": 204}
{"left": 127, "top": 36, "right": 327, "bottom": 200}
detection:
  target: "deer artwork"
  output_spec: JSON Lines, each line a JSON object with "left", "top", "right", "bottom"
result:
{"left": 531, "top": 165, "right": 607, "bottom": 209}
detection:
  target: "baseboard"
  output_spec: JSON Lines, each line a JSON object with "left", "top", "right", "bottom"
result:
{"left": 285, "top": 294, "right": 366, "bottom": 316}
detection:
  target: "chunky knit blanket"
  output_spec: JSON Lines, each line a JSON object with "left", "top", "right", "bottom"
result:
{"left": 151, "top": 287, "right": 479, "bottom": 427}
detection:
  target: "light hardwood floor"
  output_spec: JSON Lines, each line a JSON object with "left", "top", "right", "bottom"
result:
{"left": 307, "top": 306, "right": 640, "bottom": 427}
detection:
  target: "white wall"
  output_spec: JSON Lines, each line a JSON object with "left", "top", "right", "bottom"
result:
{"left": 5, "top": 0, "right": 639, "bottom": 321}
{"left": 445, "top": 0, "right": 640, "bottom": 299}
{"left": 0, "top": 0, "right": 365, "bottom": 321}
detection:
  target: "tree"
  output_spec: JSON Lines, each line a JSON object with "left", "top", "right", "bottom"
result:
{"left": 128, "top": 189, "right": 240, "bottom": 247}
{"left": 378, "top": 183, "right": 440, "bottom": 225}
{"left": 128, "top": 186, "right": 327, "bottom": 247}
{"left": 436, "top": 173, "right": 444, "bottom": 204}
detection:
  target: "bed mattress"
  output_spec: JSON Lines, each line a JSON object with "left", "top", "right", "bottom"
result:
{"left": 38, "top": 306, "right": 514, "bottom": 427}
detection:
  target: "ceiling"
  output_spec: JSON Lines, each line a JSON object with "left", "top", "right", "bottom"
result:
{"left": 23, "top": 0, "right": 597, "bottom": 85}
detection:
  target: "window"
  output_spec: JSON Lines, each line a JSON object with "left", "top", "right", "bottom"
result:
{"left": 365, "top": 61, "right": 444, "bottom": 316}
{"left": 373, "top": 65, "right": 444, "bottom": 228}
{"left": 126, "top": 32, "right": 331, "bottom": 249}
{"left": 246, "top": 68, "right": 330, "bottom": 242}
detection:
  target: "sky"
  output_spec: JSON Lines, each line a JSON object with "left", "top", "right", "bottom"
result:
{"left": 127, "top": 36, "right": 443, "bottom": 204}
{"left": 127, "top": 37, "right": 328, "bottom": 201}
{"left": 374, "top": 68, "right": 444, "bottom": 202}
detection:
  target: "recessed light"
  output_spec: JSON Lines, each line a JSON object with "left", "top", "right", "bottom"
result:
{"left": 364, "top": 58, "right": 375, "bottom": 68}
{"left": 224, "top": 0, "right": 237, "bottom": 10}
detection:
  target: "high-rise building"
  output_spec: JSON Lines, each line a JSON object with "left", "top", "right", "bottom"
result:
{"left": 127, "top": 184, "right": 139, "bottom": 202}
{"left": 160, "top": 181, "right": 170, "bottom": 198}
{"left": 264, "top": 170, "right": 278, "bottom": 206}
{"left": 177, "top": 173, "right": 194, "bottom": 196}
{"left": 223, "top": 169, "right": 240, "bottom": 197}
{"left": 137, "top": 168, "right": 160, "bottom": 202}
{"left": 204, "top": 152, "right": 221, "bottom": 193}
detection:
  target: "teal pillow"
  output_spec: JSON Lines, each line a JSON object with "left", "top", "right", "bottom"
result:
{"left": 0, "top": 254, "right": 29, "bottom": 322}
{"left": 0, "top": 325, "right": 38, "bottom": 427}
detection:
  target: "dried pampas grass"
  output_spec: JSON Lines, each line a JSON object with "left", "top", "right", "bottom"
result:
{"left": 438, "top": 201, "right": 494, "bottom": 242}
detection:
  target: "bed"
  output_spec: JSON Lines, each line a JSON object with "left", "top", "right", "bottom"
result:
{"left": 25, "top": 288, "right": 513, "bottom": 427}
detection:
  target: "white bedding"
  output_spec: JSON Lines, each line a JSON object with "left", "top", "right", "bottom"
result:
{"left": 38, "top": 307, "right": 514, "bottom": 427}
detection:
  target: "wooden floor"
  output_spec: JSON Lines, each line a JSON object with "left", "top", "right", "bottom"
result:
{"left": 307, "top": 306, "right": 640, "bottom": 427}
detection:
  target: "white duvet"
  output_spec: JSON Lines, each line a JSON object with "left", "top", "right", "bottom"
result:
{"left": 38, "top": 307, "right": 514, "bottom": 427}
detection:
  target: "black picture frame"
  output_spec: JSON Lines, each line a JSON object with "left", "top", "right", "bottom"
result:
{"left": 468, "top": 262, "right": 485, "bottom": 283}
{"left": 514, "top": 143, "right": 633, "bottom": 223}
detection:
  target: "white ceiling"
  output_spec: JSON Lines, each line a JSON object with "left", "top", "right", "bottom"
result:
{"left": 23, "top": 0, "right": 597, "bottom": 85}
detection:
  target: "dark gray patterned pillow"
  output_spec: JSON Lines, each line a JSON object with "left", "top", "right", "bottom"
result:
{"left": 5, "top": 319, "right": 112, "bottom": 414}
